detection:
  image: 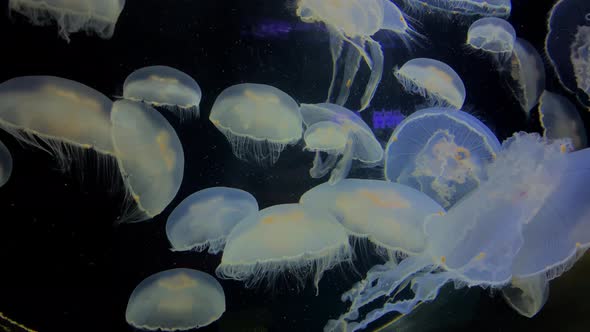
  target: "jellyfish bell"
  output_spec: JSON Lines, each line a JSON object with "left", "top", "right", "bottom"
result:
{"left": 505, "top": 38, "right": 546, "bottom": 116}
{"left": 538, "top": 90, "right": 587, "bottom": 150}
{"left": 303, "top": 121, "right": 349, "bottom": 180}
{"left": 466, "top": 17, "right": 516, "bottom": 66}
{"left": 0, "top": 140, "right": 13, "bottom": 187}
{"left": 209, "top": 83, "right": 302, "bottom": 166}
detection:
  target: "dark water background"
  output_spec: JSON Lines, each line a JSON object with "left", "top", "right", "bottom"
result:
{"left": 0, "top": 0, "right": 588, "bottom": 331}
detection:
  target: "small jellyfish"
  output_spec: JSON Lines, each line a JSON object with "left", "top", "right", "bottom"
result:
{"left": 111, "top": 100, "right": 184, "bottom": 222}
{"left": 538, "top": 90, "right": 587, "bottom": 150}
{"left": 166, "top": 187, "right": 259, "bottom": 254}
{"left": 0, "top": 140, "right": 13, "bottom": 187}
{"left": 209, "top": 83, "right": 302, "bottom": 166}
{"left": 123, "top": 66, "right": 202, "bottom": 121}
{"left": 9, "top": 0, "right": 126, "bottom": 42}
{"left": 216, "top": 203, "right": 351, "bottom": 293}
{"left": 466, "top": 17, "right": 516, "bottom": 65}
{"left": 506, "top": 38, "right": 546, "bottom": 116}
{"left": 401, "top": 0, "right": 512, "bottom": 19}
{"left": 394, "top": 58, "right": 466, "bottom": 109}
{"left": 303, "top": 121, "right": 350, "bottom": 182}
{"left": 126, "top": 268, "right": 225, "bottom": 331}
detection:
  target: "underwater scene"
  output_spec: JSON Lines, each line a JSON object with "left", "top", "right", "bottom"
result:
{"left": 0, "top": 0, "right": 589, "bottom": 331}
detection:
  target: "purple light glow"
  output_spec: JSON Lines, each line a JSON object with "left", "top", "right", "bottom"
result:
{"left": 372, "top": 110, "right": 405, "bottom": 129}
{"left": 241, "top": 19, "right": 325, "bottom": 40}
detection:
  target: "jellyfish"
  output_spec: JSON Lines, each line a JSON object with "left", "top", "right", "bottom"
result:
{"left": 126, "top": 268, "right": 225, "bottom": 331}
{"left": 8, "top": 0, "right": 126, "bottom": 42}
{"left": 546, "top": 0, "right": 590, "bottom": 106}
{"left": 300, "top": 179, "right": 445, "bottom": 259}
{"left": 400, "top": 0, "right": 511, "bottom": 19}
{"left": 506, "top": 38, "right": 546, "bottom": 116}
{"left": 394, "top": 58, "right": 466, "bottom": 109}
{"left": 296, "top": 0, "right": 424, "bottom": 111}
{"left": 216, "top": 203, "right": 351, "bottom": 293}
{"left": 538, "top": 90, "right": 587, "bottom": 150}
{"left": 123, "top": 66, "right": 202, "bottom": 121}
{"left": 384, "top": 107, "right": 500, "bottom": 208}
{"left": 0, "top": 140, "right": 12, "bottom": 187}
{"left": 209, "top": 83, "right": 302, "bottom": 166}
{"left": 466, "top": 17, "right": 516, "bottom": 66}
{"left": 300, "top": 103, "right": 383, "bottom": 184}
{"left": 166, "top": 187, "right": 259, "bottom": 254}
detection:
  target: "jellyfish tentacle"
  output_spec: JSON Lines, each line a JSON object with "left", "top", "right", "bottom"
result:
{"left": 327, "top": 26, "right": 345, "bottom": 103}
{"left": 360, "top": 38, "right": 384, "bottom": 111}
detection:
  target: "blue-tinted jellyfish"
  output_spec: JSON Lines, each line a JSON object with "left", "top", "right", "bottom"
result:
{"left": 539, "top": 90, "right": 587, "bottom": 150}
{"left": 546, "top": 0, "right": 590, "bottom": 106}
{"left": 9, "top": 0, "right": 126, "bottom": 42}
{"left": 166, "top": 187, "right": 259, "bottom": 254}
{"left": 506, "top": 38, "right": 546, "bottom": 116}
{"left": 123, "top": 66, "right": 202, "bottom": 121}
{"left": 394, "top": 58, "right": 466, "bottom": 109}
{"left": 209, "top": 83, "right": 302, "bottom": 166}
{"left": 325, "top": 132, "right": 590, "bottom": 331}
{"left": 300, "top": 103, "right": 383, "bottom": 184}
{"left": 0, "top": 140, "right": 13, "bottom": 187}
{"left": 296, "top": 0, "right": 424, "bottom": 111}
{"left": 466, "top": 17, "right": 516, "bottom": 65}
{"left": 126, "top": 268, "right": 225, "bottom": 331}
{"left": 216, "top": 203, "right": 351, "bottom": 293}
{"left": 300, "top": 179, "right": 445, "bottom": 259}
{"left": 384, "top": 107, "right": 500, "bottom": 208}
{"left": 400, "top": 0, "right": 511, "bottom": 19}
{"left": 111, "top": 100, "right": 185, "bottom": 222}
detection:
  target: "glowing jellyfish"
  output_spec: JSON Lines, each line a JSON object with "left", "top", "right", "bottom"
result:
{"left": 8, "top": 0, "right": 126, "bottom": 42}
{"left": 300, "top": 179, "right": 445, "bottom": 258}
{"left": 506, "top": 38, "right": 546, "bottom": 116}
{"left": 546, "top": 0, "right": 590, "bottom": 106}
{"left": 384, "top": 107, "right": 500, "bottom": 208}
{"left": 126, "top": 268, "right": 225, "bottom": 331}
{"left": 209, "top": 83, "right": 302, "bottom": 166}
{"left": 394, "top": 58, "right": 466, "bottom": 109}
{"left": 296, "top": 0, "right": 424, "bottom": 111}
{"left": 466, "top": 17, "right": 516, "bottom": 65}
{"left": 111, "top": 100, "right": 184, "bottom": 222}
{"left": 0, "top": 140, "right": 12, "bottom": 187}
{"left": 123, "top": 66, "right": 202, "bottom": 121}
{"left": 539, "top": 90, "right": 587, "bottom": 150}
{"left": 216, "top": 203, "right": 351, "bottom": 292}
{"left": 300, "top": 103, "right": 383, "bottom": 184}
{"left": 400, "top": 0, "right": 511, "bottom": 19}
{"left": 166, "top": 187, "right": 259, "bottom": 254}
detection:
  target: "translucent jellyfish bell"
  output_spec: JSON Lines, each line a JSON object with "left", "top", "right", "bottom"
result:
{"left": 126, "top": 268, "right": 225, "bottom": 331}
{"left": 0, "top": 140, "right": 13, "bottom": 187}
{"left": 466, "top": 17, "right": 516, "bottom": 65}
{"left": 401, "top": 0, "right": 512, "bottom": 19}
{"left": 539, "top": 90, "right": 587, "bottom": 150}
{"left": 166, "top": 187, "right": 259, "bottom": 254}
{"left": 209, "top": 83, "right": 302, "bottom": 166}
{"left": 506, "top": 38, "right": 546, "bottom": 116}
{"left": 385, "top": 107, "right": 500, "bottom": 208}
{"left": 394, "top": 58, "right": 466, "bottom": 109}
{"left": 123, "top": 66, "right": 202, "bottom": 121}
{"left": 8, "top": 0, "right": 126, "bottom": 42}
{"left": 216, "top": 203, "right": 351, "bottom": 293}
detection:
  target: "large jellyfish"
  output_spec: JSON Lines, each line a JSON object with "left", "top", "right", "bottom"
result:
{"left": 166, "top": 187, "right": 259, "bottom": 254}
{"left": 209, "top": 83, "right": 302, "bottom": 166}
{"left": 394, "top": 58, "right": 466, "bottom": 109}
{"left": 325, "top": 132, "right": 590, "bottom": 331}
{"left": 0, "top": 140, "right": 12, "bottom": 187}
{"left": 296, "top": 0, "right": 424, "bottom": 111}
{"left": 8, "top": 0, "right": 126, "bottom": 42}
{"left": 466, "top": 17, "right": 516, "bottom": 66}
{"left": 538, "top": 90, "right": 587, "bottom": 150}
{"left": 126, "top": 268, "right": 225, "bottom": 331}
{"left": 216, "top": 203, "right": 351, "bottom": 293}
{"left": 400, "top": 0, "right": 511, "bottom": 19}
{"left": 384, "top": 107, "right": 500, "bottom": 208}
{"left": 300, "top": 179, "right": 445, "bottom": 259}
{"left": 506, "top": 38, "right": 546, "bottom": 116}
{"left": 300, "top": 103, "right": 383, "bottom": 184}
{"left": 123, "top": 65, "right": 202, "bottom": 121}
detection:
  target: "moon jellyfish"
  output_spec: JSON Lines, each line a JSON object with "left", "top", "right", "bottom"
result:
{"left": 296, "top": 0, "right": 424, "bottom": 111}
{"left": 384, "top": 107, "right": 500, "bottom": 208}
{"left": 216, "top": 204, "right": 351, "bottom": 293}
{"left": 506, "top": 38, "right": 546, "bottom": 116}
{"left": 400, "top": 0, "right": 511, "bottom": 19}
{"left": 539, "top": 90, "right": 587, "bottom": 150}
{"left": 300, "top": 179, "right": 445, "bottom": 259}
{"left": 8, "top": 0, "right": 126, "bottom": 42}
{"left": 166, "top": 187, "right": 259, "bottom": 254}
{"left": 111, "top": 100, "right": 184, "bottom": 222}
{"left": 0, "top": 140, "right": 12, "bottom": 187}
{"left": 209, "top": 83, "right": 302, "bottom": 166}
{"left": 123, "top": 66, "right": 202, "bottom": 121}
{"left": 394, "top": 58, "right": 466, "bottom": 109}
{"left": 502, "top": 274, "right": 549, "bottom": 318}
{"left": 303, "top": 121, "right": 350, "bottom": 183}
{"left": 466, "top": 17, "right": 516, "bottom": 65}
{"left": 126, "top": 268, "right": 225, "bottom": 331}
{"left": 300, "top": 103, "right": 383, "bottom": 184}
